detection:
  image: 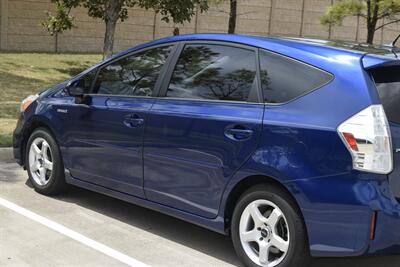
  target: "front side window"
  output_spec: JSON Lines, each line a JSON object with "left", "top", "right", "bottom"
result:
{"left": 260, "top": 50, "right": 333, "bottom": 103}
{"left": 67, "top": 69, "right": 96, "bottom": 95}
{"left": 166, "top": 44, "right": 257, "bottom": 102}
{"left": 93, "top": 45, "right": 173, "bottom": 96}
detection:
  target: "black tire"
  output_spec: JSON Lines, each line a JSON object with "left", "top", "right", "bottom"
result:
{"left": 231, "top": 184, "right": 310, "bottom": 267}
{"left": 25, "top": 127, "right": 67, "bottom": 195}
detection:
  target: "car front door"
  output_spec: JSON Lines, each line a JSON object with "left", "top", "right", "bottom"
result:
{"left": 60, "top": 44, "right": 175, "bottom": 197}
{"left": 143, "top": 42, "right": 264, "bottom": 218}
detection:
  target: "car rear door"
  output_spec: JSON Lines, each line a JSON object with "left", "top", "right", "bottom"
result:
{"left": 61, "top": 44, "right": 175, "bottom": 197}
{"left": 143, "top": 42, "right": 264, "bottom": 218}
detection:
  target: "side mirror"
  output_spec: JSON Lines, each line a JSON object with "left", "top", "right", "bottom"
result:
{"left": 67, "top": 85, "right": 84, "bottom": 97}
{"left": 66, "top": 83, "right": 90, "bottom": 104}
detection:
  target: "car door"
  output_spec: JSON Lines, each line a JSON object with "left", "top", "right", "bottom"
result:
{"left": 59, "top": 44, "right": 175, "bottom": 197}
{"left": 143, "top": 42, "right": 264, "bottom": 218}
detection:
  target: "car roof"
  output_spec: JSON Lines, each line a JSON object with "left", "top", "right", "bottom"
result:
{"left": 125, "top": 33, "right": 365, "bottom": 55}
{"left": 109, "top": 33, "right": 399, "bottom": 73}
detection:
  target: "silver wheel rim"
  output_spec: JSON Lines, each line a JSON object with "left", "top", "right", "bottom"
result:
{"left": 28, "top": 137, "right": 53, "bottom": 186}
{"left": 239, "top": 199, "right": 290, "bottom": 267}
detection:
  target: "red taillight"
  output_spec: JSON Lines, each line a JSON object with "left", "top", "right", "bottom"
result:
{"left": 342, "top": 132, "right": 358, "bottom": 151}
{"left": 338, "top": 105, "right": 392, "bottom": 174}
{"left": 370, "top": 211, "right": 377, "bottom": 240}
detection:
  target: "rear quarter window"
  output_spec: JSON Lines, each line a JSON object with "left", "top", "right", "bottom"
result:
{"left": 370, "top": 66, "right": 400, "bottom": 124}
{"left": 259, "top": 50, "right": 333, "bottom": 104}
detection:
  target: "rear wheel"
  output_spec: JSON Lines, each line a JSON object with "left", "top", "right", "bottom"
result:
{"left": 231, "top": 184, "right": 310, "bottom": 267}
{"left": 26, "top": 128, "right": 67, "bottom": 195}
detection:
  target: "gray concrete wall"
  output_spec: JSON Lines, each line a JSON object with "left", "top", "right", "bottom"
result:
{"left": 0, "top": 0, "right": 399, "bottom": 53}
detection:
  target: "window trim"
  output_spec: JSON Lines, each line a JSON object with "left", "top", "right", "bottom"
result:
{"left": 258, "top": 48, "right": 335, "bottom": 106}
{"left": 87, "top": 43, "right": 179, "bottom": 98}
{"left": 157, "top": 40, "right": 263, "bottom": 104}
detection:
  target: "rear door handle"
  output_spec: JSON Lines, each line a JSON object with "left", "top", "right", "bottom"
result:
{"left": 224, "top": 127, "right": 253, "bottom": 141}
{"left": 123, "top": 114, "right": 144, "bottom": 128}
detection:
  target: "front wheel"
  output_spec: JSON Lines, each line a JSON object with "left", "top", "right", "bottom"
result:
{"left": 231, "top": 184, "right": 310, "bottom": 267}
{"left": 25, "top": 128, "right": 67, "bottom": 195}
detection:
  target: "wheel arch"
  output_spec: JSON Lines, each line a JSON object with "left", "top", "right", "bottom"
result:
{"left": 223, "top": 175, "right": 307, "bottom": 237}
{"left": 20, "top": 116, "right": 58, "bottom": 167}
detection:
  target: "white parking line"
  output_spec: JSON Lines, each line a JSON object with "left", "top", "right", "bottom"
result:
{"left": 0, "top": 197, "right": 150, "bottom": 267}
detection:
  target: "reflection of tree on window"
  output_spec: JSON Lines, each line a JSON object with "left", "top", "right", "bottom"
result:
{"left": 172, "top": 46, "right": 219, "bottom": 80}
{"left": 95, "top": 46, "right": 172, "bottom": 96}
{"left": 260, "top": 50, "right": 332, "bottom": 103}
{"left": 192, "top": 68, "right": 256, "bottom": 101}
{"left": 167, "top": 44, "right": 256, "bottom": 102}
{"left": 259, "top": 69, "right": 272, "bottom": 100}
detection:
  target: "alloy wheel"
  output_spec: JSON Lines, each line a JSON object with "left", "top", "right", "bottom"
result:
{"left": 28, "top": 137, "right": 53, "bottom": 186}
{"left": 239, "top": 199, "right": 290, "bottom": 267}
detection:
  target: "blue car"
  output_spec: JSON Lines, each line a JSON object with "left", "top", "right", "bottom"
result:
{"left": 13, "top": 34, "right": 400, "bottom": 267}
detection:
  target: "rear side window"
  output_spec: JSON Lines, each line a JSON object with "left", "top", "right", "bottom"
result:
{"left": 93, "top": 45, "right": 173, "bottom": 96}
{"left": 260, "top": 50, "right": 332, "bottom": 103}
{"left": 371, "top": 67, "right": 400, "bottom": 124}
{"left": 166, "top": 44, "right": 257, "bottom": 102}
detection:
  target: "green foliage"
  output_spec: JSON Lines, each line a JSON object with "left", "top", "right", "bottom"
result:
{"left": 44, "top": 0, "right": 208, "bottom": 27}
{"left": 42, "top": 0, "right": 79, "bottom": 35}
{"left": 321, "top": 0, "right": 400, "bottom": 43}
{"left": 321, "top": 0, "right": 400, "bottom": 26}
{"left": 43, "top": 1, "right": 137, "bottom": 24}
{"left": 138, "top": 0, "right": 209, "bottom": 24}
{"left": 321, "top": 0, "right": 365, "bottom": 26}
{"left": 82, "top": 0, "right": 137, "bottom": 22}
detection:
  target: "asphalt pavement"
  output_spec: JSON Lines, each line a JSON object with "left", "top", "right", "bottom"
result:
{"left": 0, "top": 148, "right": 399, "bottom": 267}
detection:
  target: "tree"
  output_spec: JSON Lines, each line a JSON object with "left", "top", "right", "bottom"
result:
{"left": 41, "top": 0, "right": 79, "bottom": 52}
{"left": 43, "top": 0, "right": 209, "bottom": 59}
{"left": 321, "top": 0, "right": 400, "bottom": 44}
{"left": 43, "top": 0, "right": 137, "bottom": 59}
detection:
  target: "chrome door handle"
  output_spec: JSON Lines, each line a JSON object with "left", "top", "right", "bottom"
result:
{"left": 224, "top": 127, "right": 253, "bottom": 141}
{"left": 123, "top": 114, "right": 144, "bottom": 128}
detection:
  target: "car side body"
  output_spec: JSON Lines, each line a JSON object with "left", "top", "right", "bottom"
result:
{"left": 13, "top": 33, "right": 400, "bottom": 259}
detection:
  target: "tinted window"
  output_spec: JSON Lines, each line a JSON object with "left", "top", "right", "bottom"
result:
{"left": 371, "top": 67, "right": 400, "bottom": 124}
{"left": 167, "top": 44, "right": 257, "bottom": 102}
{"left": 68, "top": 69, "right": 96, "bottom": 94}
{"left": 94, "top": 46, "right": 173, "bottom": 96}
{"left": 260, "top": 50, "right": 332, "bottom": 103}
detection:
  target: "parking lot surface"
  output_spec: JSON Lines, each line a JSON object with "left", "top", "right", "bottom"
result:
{"left": 1, "top": 148, "right": 399, "bottom": 267}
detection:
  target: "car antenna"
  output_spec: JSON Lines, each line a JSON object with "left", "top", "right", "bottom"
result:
{"left": 390, "top": 32, "right": 400, "bottom": 58}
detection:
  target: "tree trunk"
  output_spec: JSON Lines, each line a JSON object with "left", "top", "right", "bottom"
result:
{"left": 228, "top": 0, "right": 237, "bottom": 34}
{"left": 366, "top": 15, "right": 378, "bottom": 45}
{"left": 102, "top": 1, "right": 122, "bottom": 60}
{"left": 366, "top": 0, "right": 378, "bottom": 44}
{"left": 55, "top": 33, "right": 58, "bottom": 53}
{"left": 366, "top": 26, "right": 375, "bottom": 44}
{"left": 103, "top": 19, "right": 117, "bottom": 59}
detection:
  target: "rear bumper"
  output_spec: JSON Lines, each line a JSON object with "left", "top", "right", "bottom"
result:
{"left": 368, "top": 201, "right": 400, "bottom": 255}
{"left": 287, "top": 172, "right": 400, "bottom": 257}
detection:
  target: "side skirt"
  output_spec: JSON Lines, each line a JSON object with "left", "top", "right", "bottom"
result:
{"left": 65, "top": 170, "right": 227, "bottom": 235}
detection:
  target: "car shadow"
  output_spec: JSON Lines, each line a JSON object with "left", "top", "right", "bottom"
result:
{"left": 50, "top": 185, "right": 399, "bottom": 267}
{"left": 52, "top": 185, "right": 243, "bottom": 266}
